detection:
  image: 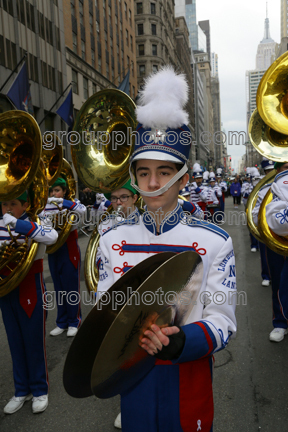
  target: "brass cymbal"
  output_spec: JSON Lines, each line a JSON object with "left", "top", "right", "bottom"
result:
{"left": 63, "top": 252, "right": 176, "bottom": 398}
{"left": 91, "top": 251, "right": 203, "bottom": 399}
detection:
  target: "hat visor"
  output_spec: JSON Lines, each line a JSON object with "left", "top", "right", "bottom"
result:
{"left": 264, "top": 166, "right": 274, "bottom": 170}
{"left": 132, "top": 151, "right": 183, "bottom": 164}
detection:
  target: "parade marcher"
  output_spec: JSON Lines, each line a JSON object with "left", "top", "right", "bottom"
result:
{"left": 248, "top": 168, "right": 261, "bottom": 252}
{"left": 217, "top": 168, "right": 228, "bottom": 213}
{"left": 265, "top": 161, "right": 288, "bottom": 342}
{"left": 98, "top": 67, "right": 237, "bottom": 432}
{"left": 252, "top": 159, "right": 274, "bottom": 287}
{"left": 44, "top": 177, "right": 86, "bottom": 337}
{"left": 241, "top": 169, "right": 251, "bottom": 207}
{"left": 190, "top": 163, "right": 208, "bottom": 212}
{"left": 0, "top": 192, "right": 58, "bottom": 414}
{"left": 230, "top": 177, "right": 241, "bottom": 208}
{"left": 208, "top": 172, "right": 222, "bottom": 223}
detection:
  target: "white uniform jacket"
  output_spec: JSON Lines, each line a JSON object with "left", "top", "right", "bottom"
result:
{"left": 40, "top": 198, "right": 87, "bottom": 233}
{"left": 252, "top": 183, "right": 271, "bottom": 226}
{"left": 98, "top": 203, "right": 237, "bottom": 357}
{"left": 0, "top": 212, "right": 58, "bottom": 260}
{"left": 189, "top": 182, "right": 208, "bottom": 204}
{"left": 266, "top": 170, "right": 288, "bottom": 236}
{"left": 219, "top": 181, "right": 227, "bottom": 192}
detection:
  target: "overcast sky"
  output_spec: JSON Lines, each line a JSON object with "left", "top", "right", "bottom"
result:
{"left": 197, "top": 0, "right": 280, "bottom": 172}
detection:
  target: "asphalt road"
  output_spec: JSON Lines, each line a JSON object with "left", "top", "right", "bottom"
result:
{"left": 0, "top": 197, "right": 288, "bottom": 432}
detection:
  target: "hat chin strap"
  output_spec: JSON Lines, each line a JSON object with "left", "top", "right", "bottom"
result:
{"left": 129, "top": 164, "right": 188, "bottom": 197}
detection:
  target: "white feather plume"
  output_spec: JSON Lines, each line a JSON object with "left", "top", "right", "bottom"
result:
{"left": 209, "top": 172, "right": 215, "bottom": 179}
{"left": 136, "top": 66, "right": 189, "bottom": 129}
{"left": 193, "top": 163, "right": 202, "bottom": 173}
{"left": 216, "top": 168, "right": 222, "bottom": 174}
{"left": 246, "top": 167, "right": 251, "bottom": 174}
{"left": 203, "top": 171, "right": 209, "bottom": 181}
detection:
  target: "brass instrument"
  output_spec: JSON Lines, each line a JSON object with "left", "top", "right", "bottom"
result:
{"left": 42, "top": 133, "right": 63, "bottom": 186}
{"left": 46, "top": 158, "right": 77, "bottom": 254}
{"left": 247, "top": 51, "right": 288, "bottom": 253}
{"left": 0, "top": 111, "right": 48, "bottom": 297}
{"left": 246, "top": 169, "right": 276, "bottom": 243}
{"left": 71, "top": 89, "right": 137, "bottom": 293}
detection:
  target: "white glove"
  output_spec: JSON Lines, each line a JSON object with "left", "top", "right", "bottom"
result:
{"left": 47, "top": 197, "right": 63, "bottom": 204}
{"left": 3, "top": 213, "right": 17, "bottom": 228}
{"left": 178, "top": 198, "right": 184, "bottom": 206}
{"left": 96, "top": 193, "right": 103, "bottom": 204}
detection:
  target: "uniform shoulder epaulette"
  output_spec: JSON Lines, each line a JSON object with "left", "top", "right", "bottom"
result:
{"left": 186, "top": 218, "right": 229, "bottom": 241}
{"left": 102, "top": 215, "right": 140, "bottom": 237}
{"left": 275, "top": 170, "right": 288, "bottom": 182}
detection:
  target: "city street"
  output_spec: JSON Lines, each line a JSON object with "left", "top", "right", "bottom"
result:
{"left": 0, "top": 198, "right": 287, "bottom": 432}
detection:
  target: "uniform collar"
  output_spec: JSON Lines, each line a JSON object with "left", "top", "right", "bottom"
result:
{"left": 19, "top": 212, "right": 28, "bottom": 220}
{"left": 143, "top": 203, "right": 183, "bottom": 235}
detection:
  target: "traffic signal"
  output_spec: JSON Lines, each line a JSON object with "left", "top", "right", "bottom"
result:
{"left": 229, "top": 157, "right": 231, "bottom": 162}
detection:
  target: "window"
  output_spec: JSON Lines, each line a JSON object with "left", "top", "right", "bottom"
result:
{"left": 72, "top": 69, "right": 78, "bottom": 94}
{"left": 106, "top": 63, "right": 109, "bottom": 78}
{"left": 138, "top": 23, "right": 143, "bottom": 35}
{"left": 79, "top": 2, "right": 84, "bottom": 25}
{"left": 91, "top": 49, "right": 95, "bottom": 67}
{"left": 129, "top": 9, "right": 131, "bottom": 25}
{"left": 92, "top": 82, "right": 96, "bottom": 94}
{"left": 41, "top": 61, "right": 48, "bottom": 87}
{"left": 89, "top": 14, "right": 93, "bottom": 32}
{"left": 151, "top": 3, "right": 156, "bottom": 14}
{"left": 152, "top": 65, "right": 158, "bottom": 73}
{"left": 139, "top": 44, "right": 144, "bottom": 56}
{"left": 124, "top": 2, "right": 127, "bottom": 19}
{"left": 83, "top": 77, "right": 88, "bottom": 99}
{"left": 132, "top": 85, "right": 135, "bottom": 99}
{"left": 98, "top": 55, "right": 102, "bottom": 70}
{"left": 152, "top": 44, "right": 157, "bottom": 56}
{"left": 151, "top": 24, "right": 156, "bottom": 35}
{"left": 96, "top": 22, "right": 100, "bottom": 33}
{"left": 139, "top": 64, "right": 145, "bottom": 76}
{"left": 71, "top": 0, "right": 75, "bottom": 16}
{"left": 81, "top": 41, "right": 86, "bottom": 60}
{"left": 127, "top": 55, "right": 130, "bottom": 68}
{"left": 131, "top": 61, "right": 134, "bottom": 77}
{"left": 136, "top": 2, "right": 143, "bottom": 14}
{"left": 130, "top": 35, "right": 133, "bottom": 51}
{"left": 73, "top": 33, "right": 77, "bottom": 54}
{"left": 126, "top": 29, "right": 129, "bottom": 46}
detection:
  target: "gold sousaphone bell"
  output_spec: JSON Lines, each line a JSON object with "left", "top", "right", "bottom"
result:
{"left": 63, "top": 251, "right": 203, "bottom": 399}
{"left": 248, "top": 51, "right": 288, "bottom": 254}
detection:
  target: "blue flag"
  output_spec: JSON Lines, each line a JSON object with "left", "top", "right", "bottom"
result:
{"left": 118, "top": 70, "right": 130, "bottom": 95}
{"left": 6, "top": 62, "right": 34, "bottom": 114}
{"left": 56, "top": 88, "right": 74, "bottom": 129}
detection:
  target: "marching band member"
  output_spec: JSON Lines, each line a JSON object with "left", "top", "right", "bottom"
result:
{"left": 190, "top": 163, "right": 208, "bottom": 212}
{"left": 0, "top": 192, "right": 58, "bottom": 414}
{"left": 264, "top": 161, "right": 288, "bottom": 342}
{"left": 178, "top": 182, "right": 204, "bottom": 219}
{"left": 241, "top": 169, "right": 252, "bottom": 207}
{"left": 252, "top": 159, "right": 274, "bottom": 287}
{"left": 248, "top": 168, "right": 261, "bottom": 252}
{"left": 98, "top": 67, "right": 237, "bottom": 432}
{"left": 217, "top": 168, "right": 227, "bottom": 213}
{"left": 43, "top": 177, "right": 86, "bottom": 337}
{"left": 208, "top": 172, "right": 222, "bottom": 223}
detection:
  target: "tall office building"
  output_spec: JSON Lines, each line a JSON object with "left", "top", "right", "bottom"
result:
{"left": 256, "top": 10, "right": 277, "bottom": 69}
{"left": 281, "top": 0, "right": 288, "bottom": 39}
{"left": 0, "top": 0, "right": 67, "bottom": 136}
{"left": 198, "top": 20, "right": 210, "bottom": 60}
{"left": 62, "top": 0, "right": 137, "bottom": 113}
{"left": 134, "top": 0, "right": 177, "bottom": 88}
{"left": 175, "top": 0, "right": 206, "bottom": 53}
{"left": 211, "top": 52, "right": 218, "bottom": 77}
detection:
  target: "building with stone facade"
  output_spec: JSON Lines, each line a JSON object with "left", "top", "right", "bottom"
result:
{"left": 194, "top": 51, "right": 214, "bottom": 168}
{"left": 0, "top": 0, "right": 67, "bottom": 139}
{"left": 62, "top": 0, "right": 137, "bottom": 115}
{"left": 134, "top": 0, "right": 177, "bottom": 89}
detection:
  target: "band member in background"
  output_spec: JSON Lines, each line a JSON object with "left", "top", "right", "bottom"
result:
{"left": 178, "top": 182, "right": 204, "bottom": 219}
{"left": 263, "top": 161, "right": 288, "bottom": 342}
{"left": 190, "top": 163, "right": 208, "bottom": 212}
{"left": 217, "top": 168, "right": 227, "bottom": 213}
{"left": 208, "top": 172, "right": 222, "bottom": 223}
{"left": 98, "top": 67, "right": 237, "bottom": 432}
{"left": 44, "top": 177, "right": 86, "bottom": 338}
{"left": 0, "top": 192, "right": 58, "bottom": 414}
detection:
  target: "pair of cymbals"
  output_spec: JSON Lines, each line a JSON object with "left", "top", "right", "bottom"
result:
{"left": 63, "top": 251, "right": 203, "bottom": 399}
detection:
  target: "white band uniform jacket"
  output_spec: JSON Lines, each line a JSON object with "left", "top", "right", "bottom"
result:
{"left": 40, "top": 198, "right": 87, "bottom": 233}
{"left": 266, "top": 170, "right": 288, "bottom": 236}
{"left": 219, "top": 181, "right": 228, "bottom": 192}
{"left": 189, "top": 182, "right": 208, "bottom": 204}
{"left": 98, "top": 203, "right": 237, "bottom": 354}
{"left": 252, "top": 183, "right": 271, "bottom": 226}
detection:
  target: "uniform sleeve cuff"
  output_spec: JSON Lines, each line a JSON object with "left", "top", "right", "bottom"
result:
{"left": 172, "top": 322, "right": 217, "bottom": 363}
{"left": 63, "top": 199, "right": 76, "bottom": 210}
{"left": 15, "top": 219, "right": 38, "bottom": 237}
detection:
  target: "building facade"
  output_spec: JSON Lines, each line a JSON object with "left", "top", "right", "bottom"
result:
{"left": 134, "top": 0, "right": 177, "bottom": 89}
{"left": 0, "top": 0, "right": 67, "bottom": 138}
{"left": 198, "top": 20, "right": 210, "bottom": 60}
{"left": 211, "top": 52, "right": 218, "bottom": 77}
{"left": 256, "top": 12, "right": 277, "bottom": 70}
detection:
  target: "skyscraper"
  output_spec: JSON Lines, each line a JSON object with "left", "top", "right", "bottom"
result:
{"left": 281, "top": 0, "right": 288, "bottom": 39}
{"left": 175, "top": 0, "right": 206, "bottom": 52}
{"left": 211, "top": 53, "right": 218, "bottom": 78}
{"left": 256, "top": 7, "right": 277, "bottom": 70}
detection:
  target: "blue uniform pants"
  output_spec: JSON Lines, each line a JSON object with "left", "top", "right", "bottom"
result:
{"left": 250, "top": 233, "right": 259, "bottom": 249}
{"left": 266, "top": 248, "right": 287, "bottom": 328}
{"left": 48, "top": 231, "right": 81, "bottom": 329}
{"left": 259, "top": 242, "right": 270, "bottom": 281}
{"left": 0, "top": 268, "right": 49, "bottom": 397}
